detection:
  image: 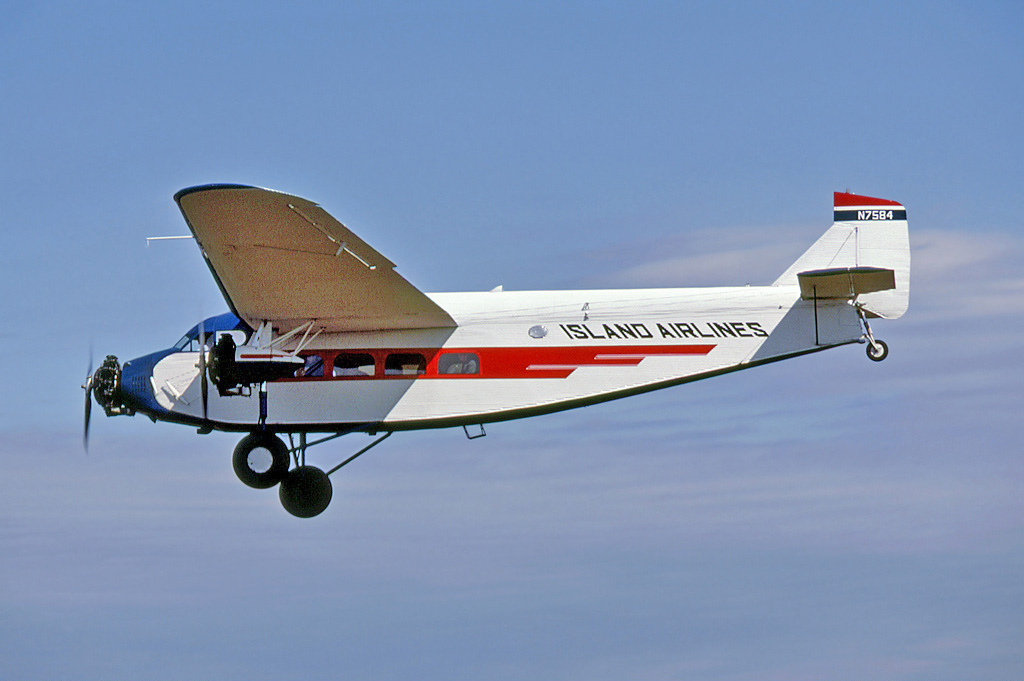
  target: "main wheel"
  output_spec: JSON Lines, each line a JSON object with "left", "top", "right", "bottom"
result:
{"left": 866, "top": 339, "right": 889, "bottom": 362}
{"left": 233, "top": 433, "right": 290, "bottom": 489}
{"left": 279, "top": 466, "right": 333, "bottom": 518}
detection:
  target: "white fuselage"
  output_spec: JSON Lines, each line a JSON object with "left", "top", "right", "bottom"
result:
{"left": 148, "top": 284, "right": 862, "bottom": 431}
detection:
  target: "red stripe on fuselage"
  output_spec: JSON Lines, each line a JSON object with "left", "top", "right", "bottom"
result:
{"left": 275, "top": 344, "right": 716, "bottom": 382}
{"left": 466, "top": 344, "right": 714, "bottom": 379}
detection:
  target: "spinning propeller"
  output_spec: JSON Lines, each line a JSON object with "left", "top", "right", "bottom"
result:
{"left": 198, "top": 319, "right": 209, "bottom": 421}
{"left": 82, "top": 352, "right": 94, "bottom": 451}
{"left": 82, "top": 353, "right": 129, "bottom": 449}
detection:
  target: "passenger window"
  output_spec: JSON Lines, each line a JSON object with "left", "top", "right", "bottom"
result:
{"left": 384, "top": 353, "right": 426, "bottom": 376}
{"left": 333, "top": 353, "right": 375, "bottom": 377}
{"left": 297, "top": 354, "right": 324, "bottom": 377}
{"left": 438, "top": 352, "right": 479, "bottom": 375}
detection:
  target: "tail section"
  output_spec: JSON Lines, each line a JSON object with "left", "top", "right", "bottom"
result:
{"left": 774, "top": 192, "right": 910, "bottom": 319}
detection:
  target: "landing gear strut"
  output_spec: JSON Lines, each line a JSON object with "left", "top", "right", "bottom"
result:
{"left": 230, "top": 430, "right": 392, "bottom": 518}
{"left": 856, "top": 304, "right": 889, "bottom": 362}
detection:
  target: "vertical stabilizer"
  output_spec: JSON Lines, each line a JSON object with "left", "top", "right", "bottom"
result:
{"left": 774, "top": 192, "right": 909, "bottom": 319}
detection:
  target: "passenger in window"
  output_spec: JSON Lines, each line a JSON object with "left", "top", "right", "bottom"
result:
{"left": 439, "top": 353, "right": 479, "bottom": 375}
{"left": 334, "top": 353, "right": 374, "bottom": 377}
{"left": 385, "top": 353, "right": 426, "bottom": 376}
{"left": 297, "top": 355, "right": 324, "bottom": 377}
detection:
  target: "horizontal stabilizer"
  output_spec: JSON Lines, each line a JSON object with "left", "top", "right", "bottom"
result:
{"left": 798, "top": 266, "right": 895, "bottom": 300}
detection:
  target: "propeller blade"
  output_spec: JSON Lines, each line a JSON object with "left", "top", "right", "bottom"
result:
{"left": 199, "top": 319, "right": 208, "bottom": 420}
{"left": 82, "top": 350, "right": 94, "bottom": 452}
{"left": 83, "top": 383, "right": 92, "bottom": 451}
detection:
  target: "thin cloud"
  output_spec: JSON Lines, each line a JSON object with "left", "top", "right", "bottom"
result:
{"left": 584, "top": 223, "right": 1024, "bottom": 327}
{"left": 577, "top": 224, "right": 810, "bottom": 288}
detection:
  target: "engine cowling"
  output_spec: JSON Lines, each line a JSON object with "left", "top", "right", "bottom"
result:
{"left": 91, "top": 355, "right": 133, "bottom": 416}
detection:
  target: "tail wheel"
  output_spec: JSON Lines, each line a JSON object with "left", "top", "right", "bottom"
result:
{"left": 233, "top": 433, "right": 290, "bottom": 489}
{"left": 866, "top": 339, "right": 889, "bottom": 362}
{"left": 279, "top": 466, "right": 333, "bottom": 518}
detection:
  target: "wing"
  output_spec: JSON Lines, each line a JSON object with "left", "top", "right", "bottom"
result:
{"left": 174, "top": 185, "right": 456, "bottom": 332}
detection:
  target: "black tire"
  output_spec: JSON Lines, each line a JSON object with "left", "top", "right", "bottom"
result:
{"left": 233, "top": 433, "right": 290, "bottom": 489}
{"left": 866, "top": 339, "right": 889, "bottom": 362}
{"left": 279, "top": 466, "right": 333, "bottom": 518}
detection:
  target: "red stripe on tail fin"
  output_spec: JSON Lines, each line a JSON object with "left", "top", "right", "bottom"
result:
{"left": 834, "top": 192, "right": 902, "bottom": 208}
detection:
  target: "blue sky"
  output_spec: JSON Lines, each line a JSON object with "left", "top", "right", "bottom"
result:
{"left": 1, "top": 1, "right": 1022, "bottom": 679}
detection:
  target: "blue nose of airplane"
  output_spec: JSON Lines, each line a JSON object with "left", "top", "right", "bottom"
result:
{"left": 120, "top": 349, "right": 174, "bottom": 416}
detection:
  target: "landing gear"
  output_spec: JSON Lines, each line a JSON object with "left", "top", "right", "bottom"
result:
{"left": 856, "top": 304, "right": 890, "bottom": 363}
{"left": 232, "top": 432, "right": 290, "bottom": 489}
{"left": 866, "top": 339, "right": 889, "bottom": 362}
{"left": 279, "top": 466, "right": 333, "bottom": 518}
{"left": 230, "top": 430, "right": 392, "bottom": 518}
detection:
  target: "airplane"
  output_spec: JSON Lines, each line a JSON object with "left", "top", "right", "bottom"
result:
{"left": 83, "top": 185, "right": 910, "bottom": 518}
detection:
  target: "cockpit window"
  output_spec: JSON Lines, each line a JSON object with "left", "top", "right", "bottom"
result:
{"left": 174, "top": 333, "right": 215, "bottom": 352}
{"left": 173, "top": 313, "right": 251, "bottom": 351}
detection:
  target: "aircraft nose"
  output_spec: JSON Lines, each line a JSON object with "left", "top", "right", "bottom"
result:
{"left": 119, "top": 351, "right": 168, "bottom": 415}
{"left": 119, "top": 360, "right": 149, "bottom": 409}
